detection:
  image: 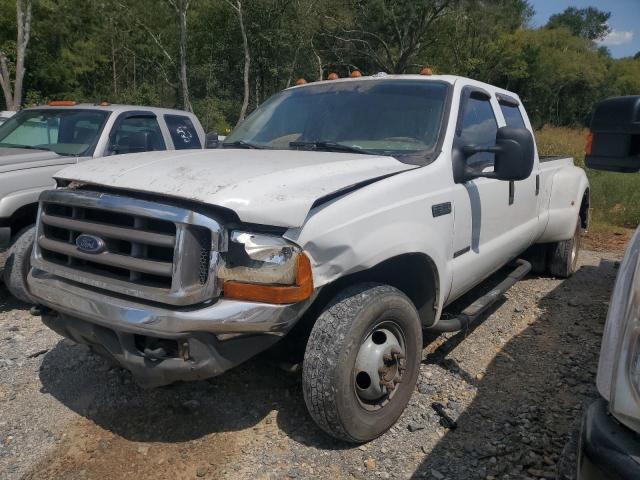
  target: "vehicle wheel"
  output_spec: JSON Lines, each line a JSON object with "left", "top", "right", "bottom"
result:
{"left": 302, "top": 283, "right": 422, "bottom": 443}
{"left": 548, "top": 222, "right": 582, "bottom": 278}
{"left": 3, "top": 225, "right": 36, "bottom": 304}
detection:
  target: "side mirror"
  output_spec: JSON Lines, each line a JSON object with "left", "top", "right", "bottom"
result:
{"left": 585, "top": 96, "right": 640, "bottom": 173}
{"left": 454, "top": 127, "right": 535, "bottom": 183}
{"left": 205, "top": 131, "right": 220, "bottom": 149}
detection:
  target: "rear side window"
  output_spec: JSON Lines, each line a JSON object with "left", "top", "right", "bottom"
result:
{"left": 457, "top": 96, "right": 498, "bottom": 165}
{"left": 500, "top": 103, "right": 526, "bottom": 129}
{"left": 165, "top": 115, "right": 201, "bottom": 150}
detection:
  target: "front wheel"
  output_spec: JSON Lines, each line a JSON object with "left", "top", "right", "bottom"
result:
{"left": 302, "top": 283, "right": 422, "bottom": 442}
{"left": 3, "top": 225, "right": 36, "bottom": 304}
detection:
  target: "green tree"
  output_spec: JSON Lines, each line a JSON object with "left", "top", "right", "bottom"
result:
{"left": 322, "top": 0, "right": 454, "bottom": 74}
{"left": 608, "top": 58, "right": 640, "bottom": 96}
{"left": 546, "top": 6, "right": 610, "bottom": 41}
{"left": 487, "top": 28, "right": 609, "bottom": 126}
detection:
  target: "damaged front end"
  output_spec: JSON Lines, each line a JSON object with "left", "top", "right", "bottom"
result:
{"left": 28, "top": 188, "right": 316, "bottom": 387}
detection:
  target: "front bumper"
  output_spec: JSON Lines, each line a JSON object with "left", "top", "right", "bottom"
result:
{"left": 578, "top": 398, "right": 640, "bottom": 480}
{"left": 28, "top": 268, "right": 313, "bottom": 387}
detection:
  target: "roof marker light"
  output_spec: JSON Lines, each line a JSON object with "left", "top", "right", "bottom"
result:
{"left": 48, "top": 100, "right": 78, "bottom": 106}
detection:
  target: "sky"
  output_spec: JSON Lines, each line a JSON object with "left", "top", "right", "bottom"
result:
{"left": 529, "top": 0, "right": 640, "bottom": 58}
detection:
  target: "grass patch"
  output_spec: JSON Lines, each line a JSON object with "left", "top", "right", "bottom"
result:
{"left": 535, "top": 125, "right": 640, "bottom": 230}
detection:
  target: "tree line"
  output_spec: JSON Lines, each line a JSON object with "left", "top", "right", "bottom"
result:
{"left": 1, "top": 0, "right": 639, "bottom": 132}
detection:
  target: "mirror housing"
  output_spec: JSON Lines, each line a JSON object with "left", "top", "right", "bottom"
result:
{"left": 454, "top": 127, "right": 535, "bottom": 183}
{"left": 205, "top": 131, "right": 220, "bottom": 149}
{"left": 585, "top": 96, "right": 640, "bottom": 173}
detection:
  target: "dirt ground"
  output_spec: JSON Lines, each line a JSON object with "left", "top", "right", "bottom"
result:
{"left": 0, "top": 232, "right": 629, "bottom": 480}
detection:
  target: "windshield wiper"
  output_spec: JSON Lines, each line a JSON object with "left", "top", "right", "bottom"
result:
{"left": 289, "top": 141, "right": 373, "bottom": 154}
{"left": 222, "top": 140, "right": 264, "bottom": 149}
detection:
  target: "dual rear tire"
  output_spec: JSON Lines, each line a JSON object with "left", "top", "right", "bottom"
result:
{"left": 527, "top": 222, "right": 582, "bottom": 279}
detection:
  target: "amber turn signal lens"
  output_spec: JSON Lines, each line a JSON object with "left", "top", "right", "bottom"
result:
{"left": 327, "top": 72, "right": 339, "bottom": 80}
{"left": 295, "top": 78, "right": 307, "bottom": 85}
{"left": 223, "top": 253, "right": 314, "bottom": 304}
{"left": 48, "top": 100, "right": 78, "bottom": 106}
{"left": 350, "top": 70, "right": 362, "bottom": 78}
{"left": 585, "top": 131, "right": 593, "bottom": 155}
{"left": 420, "top": 67, "right": 433, "bottom": 76}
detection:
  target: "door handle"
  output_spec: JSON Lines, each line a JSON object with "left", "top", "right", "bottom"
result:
{"left": 535, "top": 174, "right": 540, "bottom": 196}
{"left": 509, "top": 181, "right": 514, "bottom": 205}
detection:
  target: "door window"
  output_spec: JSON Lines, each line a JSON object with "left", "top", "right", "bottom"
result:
{"left": 457, "top": 96, "right": 498, "bottom": 166}
{"left": 165, "top": 114, "right": 201, "bottom": 149}
{"left": 499, "top": 102, "right": 526, "bottom": 129}
{"left": 109, "top": 115, "right": 166, "bottom": 155}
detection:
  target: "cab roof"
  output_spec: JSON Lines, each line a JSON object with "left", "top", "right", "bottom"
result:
{"left": 22, "top": 103, "right": 196, "bottom": 117}
{"left": 288, "top": 74, "right": 522, "bottom": 103}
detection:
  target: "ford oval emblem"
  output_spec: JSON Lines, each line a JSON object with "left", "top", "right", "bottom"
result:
{"left": 76, "top": 234, "right": 106, "bottom": 254}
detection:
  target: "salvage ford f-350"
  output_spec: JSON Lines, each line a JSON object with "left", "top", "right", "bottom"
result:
{"left": 26, "top": 74, "right": 589, "bottom": 442}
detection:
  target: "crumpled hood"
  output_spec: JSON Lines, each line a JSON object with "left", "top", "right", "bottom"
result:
{"left": 55, "top": 149, "right": 416, "bottom": 227}
{"left": 0, "top": 147, "right": 77, "bottom": 173}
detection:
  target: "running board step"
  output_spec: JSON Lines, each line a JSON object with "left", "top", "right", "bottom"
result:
{"left": 427, "top": 258, "right": 532, "bottom": 333}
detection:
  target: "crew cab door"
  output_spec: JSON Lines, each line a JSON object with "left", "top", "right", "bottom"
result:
{"left": 495, "top": 93, "right": 539, "bottom": 248}
{"left": 448, "top": 87, "right": 538, "bottom": 301}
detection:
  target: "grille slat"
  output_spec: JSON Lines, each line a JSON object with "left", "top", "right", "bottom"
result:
{"left": 41, "top": 213, "right": 176, "bottom": 248}
{"left": 39, "top": 237, "right": 173, "bottom": 277}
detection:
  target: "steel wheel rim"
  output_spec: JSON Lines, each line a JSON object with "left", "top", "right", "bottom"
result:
{"left": 571, "top": 228, "right": 581, "bottom": 268}
{"left": 353, "top": 321, "right": 407, "bottom": 411}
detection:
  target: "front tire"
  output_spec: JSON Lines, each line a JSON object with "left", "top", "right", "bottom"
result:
{"left": 302, "top": 283, "right": 422, "bottom": 443}
{"left": 548, "top": 222, "right": 582, "bottom": 278}
{"left": 3, "top": 225, "right": 36, "bottom": 304}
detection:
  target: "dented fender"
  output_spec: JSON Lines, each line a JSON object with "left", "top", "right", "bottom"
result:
{"left": 286, "top": 163, "right": 455, "bottom": 319}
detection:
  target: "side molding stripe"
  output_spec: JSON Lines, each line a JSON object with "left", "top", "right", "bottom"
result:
{"left": 454, "top": 246, "right": 470, "bottom": 258}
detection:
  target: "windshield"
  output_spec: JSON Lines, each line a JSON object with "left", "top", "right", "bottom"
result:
{"left": 225, "top": 79, "right": 449, "bottom": 161}
{"left": 0, "top": 109, "right": 110, "bottom": 156}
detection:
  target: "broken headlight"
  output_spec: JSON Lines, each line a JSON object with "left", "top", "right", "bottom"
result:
{"left": 218, "top": 231, "right": 313, "bottom": 303}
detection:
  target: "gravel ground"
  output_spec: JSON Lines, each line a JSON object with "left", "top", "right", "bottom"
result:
{"left": 0, "top": 247, "right": 622, "bottom": 480}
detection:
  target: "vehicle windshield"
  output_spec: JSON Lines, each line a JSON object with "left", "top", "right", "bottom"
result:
{"left": 0, "top": 108, "right": 110, "bottom": 156}
{"left": 224, "top": 79, "right": 449, "bottom": 161}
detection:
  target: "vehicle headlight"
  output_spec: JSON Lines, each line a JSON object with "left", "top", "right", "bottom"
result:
{"left": 596, "top": 228, "right": 640, "bottom": 432}
{"left": 217, "top": 231, "right": 313, "bottom": 304}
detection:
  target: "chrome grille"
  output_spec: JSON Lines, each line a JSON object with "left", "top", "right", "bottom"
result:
{"left": 32, "top": 189, "right": 226, "bottom": 306}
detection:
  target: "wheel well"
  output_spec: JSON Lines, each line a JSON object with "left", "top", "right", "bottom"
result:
{"left": 9, "top": 203, "right": 38, "bottom": 239}
{"left": 274, "top": 253, "right": 440, "bottom": 362}
{"left": 313, "top": 253, "right": 439, "bottom": 328}
{"left": 579, "top": 188, "right": 590, "bottom": 230}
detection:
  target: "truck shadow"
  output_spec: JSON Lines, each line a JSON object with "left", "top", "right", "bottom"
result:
{"left": 38, "top": 340, "right": 318, "bottom": 443}
{"left": 0, "top": 283, "right": 32, "bottom": 314}
{"left": 409, "top": 256, "right": 617, "bottom": 479}
{"left": 35, "top": 253, "right": 616, "bottom": 464}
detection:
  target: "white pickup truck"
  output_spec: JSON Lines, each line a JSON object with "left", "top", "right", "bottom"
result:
{"left": 0, "top": 102, "right": 206, "bottom": 303}
{"left": 26, "top": 74, "right": 589, "bottom": 442}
